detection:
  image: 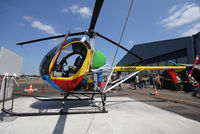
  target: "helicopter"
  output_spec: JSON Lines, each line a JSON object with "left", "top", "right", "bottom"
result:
{"left": 16, "top": 0, "right": 186, "bottom": 94}
{"left": 0, "top": 0, "right": 185, "bottom": 117}
{"left": 16, "top": 0, "right": 142, "bottom": 93}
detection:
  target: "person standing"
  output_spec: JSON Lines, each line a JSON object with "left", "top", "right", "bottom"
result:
{"left": 155, "top": 74, "right": 162, "bottom": 89}
{"left": 176, "top": 74, "right": 183, "bottom": 92}
{"left": 118, "top": 71, "right": 122, "bottom": 90}
{"left": 135, "top": 75, "right": 142, "bottom": 90}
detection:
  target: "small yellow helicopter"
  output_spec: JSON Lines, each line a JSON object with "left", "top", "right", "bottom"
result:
{"left": 17, "top": 0, "right": 186, "bottom": 94}
{"left": 9, "top": 0, "right": 186, "bottom": 116}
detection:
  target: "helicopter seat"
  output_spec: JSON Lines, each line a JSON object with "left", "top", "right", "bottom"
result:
{"left": 74, "top": 56, "right": 83, "bottom": 72}
{"left": 74, "top": 56, "right": 82, "bottom": 67}
{"left": 52, "top": 71, "right": 63, "bottom": 77}
{"left": 68, "top": 65, "right": 77, "bottom": 70}
{"left": 68, "top": 65, "right": 77, "bottom": 73}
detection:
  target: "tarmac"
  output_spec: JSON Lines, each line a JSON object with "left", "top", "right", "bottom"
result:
{"left": 1, "top": 80, "right": 200, "bottom": 134}
{"left": 117, "top": 84, "right": 200, "bottom": 122}
{"left": 1, "top": 96, "right": 200, "bottom": 134}
{"left": 121, "top": 84, "right": 200, "bottom": 107}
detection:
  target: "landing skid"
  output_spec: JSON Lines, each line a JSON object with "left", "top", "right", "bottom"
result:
{"left": 2, "top": 107, "right": 107, "bottom": 116}
{"left": 33, "top": 91, "right": 103, "bottom": 101}
{"left": 1, "top": 91, "right": 107, "bottom": 120}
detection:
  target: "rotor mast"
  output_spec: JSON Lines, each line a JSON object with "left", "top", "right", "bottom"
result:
{"left": 88, "top": 0, "right": 104, "bottom": 50}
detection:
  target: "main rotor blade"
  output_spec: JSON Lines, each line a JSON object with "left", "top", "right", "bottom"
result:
{"left": 96, "top": 32, "right": 144, "bottom": 61}
{"left": 89, "top": 0, "right": 104, "bottom": 33}
{"left": 17, "top": 34, "right": 65, "bottom": 45}
{"left": 16, "top": 32, "right": 87, "bottom": 45}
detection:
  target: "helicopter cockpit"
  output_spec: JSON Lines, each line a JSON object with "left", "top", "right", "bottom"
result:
{"left": 39, "top": 38, "right": 90, "bottom": 78}
{"left": 54, "top": 40, "right": 88, "bottom": 77}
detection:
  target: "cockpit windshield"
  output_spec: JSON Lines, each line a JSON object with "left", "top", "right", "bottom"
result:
{"left": 39, "top": 38, "right": 90, "bottom": 78}
{"left": 52, "top": 40, "right": 87, "bottom": 77}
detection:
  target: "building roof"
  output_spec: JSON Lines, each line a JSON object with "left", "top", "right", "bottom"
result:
{"left": 117, "top": 36, "right": 192, "bottom": 66}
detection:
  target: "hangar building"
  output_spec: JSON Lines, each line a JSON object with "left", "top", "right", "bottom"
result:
{"left": 117, "top": 32, "right": 200, "bottom": 75}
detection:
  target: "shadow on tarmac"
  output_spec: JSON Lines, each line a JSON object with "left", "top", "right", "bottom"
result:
{"left": 53, "top": 114, "right": 67, "bottom": 134}
{"left": 30, "top": 100, "right": 98, "bottom": 134}
{"left": 30, "top": 100, "right": 94, "bottom": 110}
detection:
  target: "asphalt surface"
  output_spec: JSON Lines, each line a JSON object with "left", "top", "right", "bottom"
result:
{"left": 1, "top": 96, "right": 200, "bottom": 134}
{"left": 112, "top": 84, "right": 200, "bottom": 122}
{"left": 1, "top": 79, "right": 200, "bottom": 122}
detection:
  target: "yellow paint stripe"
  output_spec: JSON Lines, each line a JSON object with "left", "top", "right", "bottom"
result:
{"left": 114, "top": 66, "right": 186, "bottom": 71}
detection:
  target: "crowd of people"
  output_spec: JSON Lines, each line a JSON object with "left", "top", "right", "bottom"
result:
{"left": 130, "top": 74, "right": 162, "bottom": 90}
{"left": 107, "top": 70, "right": 200, "bottom": 97}
{"left": 128, "top": 73, "right": 200, "bottom": 97}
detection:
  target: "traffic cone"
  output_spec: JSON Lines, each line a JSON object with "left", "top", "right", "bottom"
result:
{"left": 27, "top": 84, "right": 33, "bottom": 93}
{"left": 154, "top": 88, "right": 159, "bottom": 95}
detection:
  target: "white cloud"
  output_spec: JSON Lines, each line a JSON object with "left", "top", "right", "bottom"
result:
{"left": 128, "top": 40, "right": 134, "bottom": 46}
{"left": 182, "top": 23, "right": 200, "bottom": 36}
{"left": 78, "top": 7, "right": 92, "bottom": 18}
{"left": 62, "top": 8, "right": 68, "bottom": 13}
{"left": 74, "top": 27, "right": 82, "bottom": 31}
{"left": 161, "top": 3, "right": 200, "bottom": 29}
{"left": 62, "top": 5, "right": 92, "bottom": 19}
{"left": 23, "top": 16, "right": 32, "bottom": 21}
{"left": 50, "top": 39, "right": 60, "bottom": 46}
{"left": 23, "top": 16, "right": 58, "bottom": 35}
{"left": 168, "top": 5, "right": 178, "bottom": 14}
{"left": 69, "top": 5, "right": 79, "bottom": 14}
{"left": 19, "top": 23, "right": 25, "bottom": 27}
{"left": 31, "top": 21, "right": 58, "bottom": 35}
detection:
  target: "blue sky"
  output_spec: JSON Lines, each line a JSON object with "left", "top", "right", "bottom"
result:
{"left": 0, "top": 0, "right": 200, "bottom": 75}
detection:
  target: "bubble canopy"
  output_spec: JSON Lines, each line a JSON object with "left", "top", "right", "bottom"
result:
{"left": 39, "top": 38, "right": 92, "bottom": 92}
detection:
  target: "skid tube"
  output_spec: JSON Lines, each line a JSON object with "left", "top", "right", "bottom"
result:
{"left": 1, "top": 108, "right": 108, "bottom": 117}
{"left": 33, "top": 91, "right": 103, "bottom": 101}
{"left": 1, "top": 91, "right": 107, "bottom": 118}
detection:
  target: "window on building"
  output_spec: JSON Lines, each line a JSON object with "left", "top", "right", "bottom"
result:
{"left": 167, "top": 59, "right": 176, "bottom": 66}
{"left": 152, "top": 62, "right": 158, "bottom": 74}
{"left": 159, "top": 61, "right": 166, "bottom": 66}
{"left": 177, "top": 56, "right": 187, "bottom": 64}
{"left": 158, "top": 61, "right": 166, "bottom": 74}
